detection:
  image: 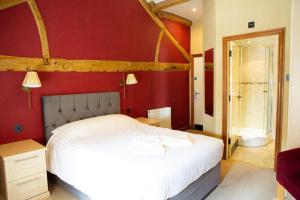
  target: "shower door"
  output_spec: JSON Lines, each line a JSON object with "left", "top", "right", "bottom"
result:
{"left": 240, "top": 46, "right": 267, "bottom": 136}
{"left": 230, "top": 46, "right": 242, "bottom": 143}
{"left": 229, "top": 44, "right": 273, "bottom": 155}
{"left": 228, "top": 45, "right": 243, "bottom": 157}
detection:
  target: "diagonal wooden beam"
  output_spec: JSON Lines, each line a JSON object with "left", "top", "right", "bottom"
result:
{"left": 157, "top": 11, "right": 192, "bottom": 26}
{"left": 155, "top": 29, "right": 164, "bottom": 63}
{"left": 0, "top": 0, "right": 51, "bottom": 64}
{"left": 27, "top": 0, "right": 50, "bottom": 64}
{"left": 152, "top": 0, "right": 190, "bottom": 12}
{"left": 1, "top": 0, "right": 190, "bottom": 64}
{"left": 139, "top": 0, "right": 191, "bottom": 62}
{"left": 0, "top": 0, "right": 26, "bottom": 10}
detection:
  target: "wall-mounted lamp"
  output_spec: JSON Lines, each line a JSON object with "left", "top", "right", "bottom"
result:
{"left": 126, "top": 73, "right": 138, "bottom": 85}
{"left": 120, "top": 73, "right": 138, "bottom": 99}
{"left": 22, "top": 70, "right": 42, "bottom": 108}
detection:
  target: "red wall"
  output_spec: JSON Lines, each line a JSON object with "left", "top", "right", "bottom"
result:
{"left": 159, "top": 19, "right": 190, "bottom": 63}
{"left": 0, "top": 3, "right": 41, "bottom": 57}
{"left": 0, "top": 0, "right": 190, "bottom": 144}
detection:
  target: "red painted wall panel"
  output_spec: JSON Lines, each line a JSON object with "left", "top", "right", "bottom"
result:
{"left": 0, "top": 72, "right": 123, "bottom": 144}
{"left": 163, "top": 19, "right": 190, "bottom": 53}
{"left": 128, "top": 71, "right": 189, "bottom": 129}
{"left": 0, "top": 71, "right": 189, "bottom": 144}
{"left": 36, "top": 0, "right": 161, "bottom": 61}
{"left": 204, "top": 48, "right": 214, "bottom": 116}
{"left": 205, "top": 48, "right": 214, "bottom": 63}
{"left": 159, "top": 19, "right": 190, "bottom": 63}
{"left": 0, "top": 3, "right": 41, "bottom": 57}
{"left": 0, "top": 1, "right": 190, "bottom": 145}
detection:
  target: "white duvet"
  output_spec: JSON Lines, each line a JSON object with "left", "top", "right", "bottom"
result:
{"left": 46, "top": 114, "right": 223, "bottom": 200}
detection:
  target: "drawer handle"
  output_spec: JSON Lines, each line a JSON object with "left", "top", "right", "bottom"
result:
{"left": 17, "top": 177, "right": 40, "bottom": 186}
{"left": 15, "top": 155, "right": 39, "bottom": 163}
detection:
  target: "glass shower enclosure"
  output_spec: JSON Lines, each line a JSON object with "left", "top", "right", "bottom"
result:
{"left": 229, "top": 41, "right": 276, "bottom": 156}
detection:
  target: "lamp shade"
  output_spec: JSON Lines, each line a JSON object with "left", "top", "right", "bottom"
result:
{"left": 126, "top": 73, "right": 138, "bottom": 85}
{"left": 22, "top": 71, "right": 42, "bottom": 88}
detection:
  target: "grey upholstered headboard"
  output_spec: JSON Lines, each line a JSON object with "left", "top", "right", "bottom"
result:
{"left": 42, "top": 91, "right": 120, "bottom": 143}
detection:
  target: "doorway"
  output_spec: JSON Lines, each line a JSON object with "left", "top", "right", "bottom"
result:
{"left": 222, "top": 28, "right": 285, "bottom": 169}
{"left": 191, "top": 54, "right": 204, "bottom": 130}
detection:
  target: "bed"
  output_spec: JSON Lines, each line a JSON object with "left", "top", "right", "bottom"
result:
{"left": 43, "top": 92, "right": 223, "bottom": 200}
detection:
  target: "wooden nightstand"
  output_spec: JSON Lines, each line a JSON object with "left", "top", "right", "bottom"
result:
{"left": 0, "top": 139, "right": 50, "bottom": 200}
{"left": 136, "top": 117, "right": 160, "bottom": 127}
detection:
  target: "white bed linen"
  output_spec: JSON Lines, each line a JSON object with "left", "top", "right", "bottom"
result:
{"left": 46, "top": 114, "right": 223, "bottom": 200}
{"left": 130, "top": 130, "right": 193, "bottom": 155}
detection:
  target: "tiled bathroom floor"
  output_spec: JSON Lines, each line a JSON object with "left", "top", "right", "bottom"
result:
{"left": 187, "top": 129, "right": 275, "bottom": 169}
{"left": 231, "top": 141, "right": 275, "bottom": 169}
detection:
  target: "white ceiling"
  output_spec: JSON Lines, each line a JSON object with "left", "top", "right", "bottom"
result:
{"left": 148, "top": 0, "right": 203, "bottom": 23}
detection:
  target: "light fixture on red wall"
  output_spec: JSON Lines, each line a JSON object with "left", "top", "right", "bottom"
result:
{"left": 126, "top": 73, "right": 138, "bottom": 85}
{"left": 120, "top": 73, "right": 138, "bottom": 99}
{"left": 22, "top": 70, "right": 42, "bottom": 108}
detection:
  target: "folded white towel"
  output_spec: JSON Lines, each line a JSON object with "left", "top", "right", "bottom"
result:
{"left": 130, "top": 135, "right": 166, "bottom": 155}
{"left": 160, "top": 134, "right": 193, "bottom": 147}
{"left": 130, "top": 132, "right": 193, "bottom": 155}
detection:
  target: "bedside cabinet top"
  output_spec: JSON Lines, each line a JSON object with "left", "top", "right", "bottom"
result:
{"left": 136, "top": 117, "right": 160, "bottom": 126}
{"left": 0, "top": 139, "right": 46, "bottom": 158}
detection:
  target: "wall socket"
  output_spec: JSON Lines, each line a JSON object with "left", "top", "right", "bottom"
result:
{"left": 286, "top": 74, "right": 290, "bottom": 81}
{"left": 248, "top": 21, "right": 255, "bottom": 28}
{"left": 15, "top": 124, "right": 23, "bottom": 134}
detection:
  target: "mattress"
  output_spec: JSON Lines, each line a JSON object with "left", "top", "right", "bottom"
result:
{"left": 46, "top": 114, "right": 223, "bottom": 200}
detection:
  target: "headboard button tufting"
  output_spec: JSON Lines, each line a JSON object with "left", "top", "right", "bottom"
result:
{"left": 42, "top": 92, "right": 120, "bottom": 143}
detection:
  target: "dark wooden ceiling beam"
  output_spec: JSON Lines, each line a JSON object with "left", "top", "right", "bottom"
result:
{"left": 138, "top": 0, "right": 191, "bottom": 62}
{"left": 152, "top": 0, "right": 190, "bottom": 12}
{"left": 0, "top": 0, "right": 27, "bottom": 10}
{"left": 157, "top": 11, "right": 192, "bottom": 26}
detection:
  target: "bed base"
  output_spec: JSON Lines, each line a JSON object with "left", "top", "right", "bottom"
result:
{"left": 48, "top": 162, "right": 220, "bottom": 200}
{"left": 169, "top": 162, "right": 221, "bottom": 200}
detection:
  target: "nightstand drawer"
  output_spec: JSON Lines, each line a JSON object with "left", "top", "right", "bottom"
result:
{"left": 4, "top": 151, "right": 46, "bottom": 182}
{"left": 7, "top": 172, "right": 48, "bottom": 200}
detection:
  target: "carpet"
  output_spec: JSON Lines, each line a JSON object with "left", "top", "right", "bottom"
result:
{"left": 206, "top": 160, "right": 277, "bottom": 200}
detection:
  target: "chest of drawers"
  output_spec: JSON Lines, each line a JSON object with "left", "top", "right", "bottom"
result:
{"left": 0, "top": 140, "right": 50, "bottom": 200}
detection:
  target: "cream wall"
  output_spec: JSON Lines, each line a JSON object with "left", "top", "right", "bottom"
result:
{"left": 190, "top": 19, "right": 203, "bottom": 127}
{"left": 288, "top": 0, "right": 300, "bottom": 149}
{"left": 202, "top": 0, "right": 216, "bottom": 133}
{"left": 203, "top": 0, "right": 216, "bottom": 51}
{"left": 203, "top": 0, "right": 292, "bottom": 148}
{"left": 191, "top": 19, "right": 203, "bottom": 54}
